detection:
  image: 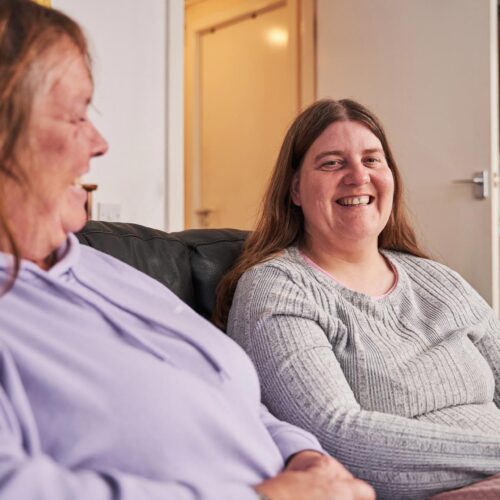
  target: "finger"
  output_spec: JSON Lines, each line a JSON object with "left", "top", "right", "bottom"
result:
{"left": 329, "top": 479, "right": 375, "bottom": 500}
{"left": 323, "top": 457, "right": 354, "bottom": 480}
{"left": 349, "top": 479, "right": 376, "bottom": 500}
{"left": 315, "top": 459, "right": 353, "bottom": 480}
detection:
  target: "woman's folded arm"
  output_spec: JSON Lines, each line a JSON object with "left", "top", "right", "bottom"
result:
{"left": 245, "top": 311, "right": 500, "bottom": 499}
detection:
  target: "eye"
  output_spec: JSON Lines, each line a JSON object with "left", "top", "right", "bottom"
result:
{"left": 363, "top": 156, "right": 382, "bottom": 167}
{"left": 318, "top": 159, "right": 344, "bottom": 171}
{"left": 69, "top": 115, "right": 88, "bottom": 125}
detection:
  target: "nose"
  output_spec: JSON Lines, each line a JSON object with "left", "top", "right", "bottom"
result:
{"left": 343, "top": 160, "right": 369, "bottom": 186}
{"left": 88, "top": 121, "right": 109, "bottom": 157}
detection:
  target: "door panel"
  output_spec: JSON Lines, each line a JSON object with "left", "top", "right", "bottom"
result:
{"left": 200, "top": 4, "right": 295, "bottom": 229}
{"left": 185, "top": 0, "right": 314, "bottom": 229}
{"left": 317, "top": 0, "right": 499, "bottom": 310}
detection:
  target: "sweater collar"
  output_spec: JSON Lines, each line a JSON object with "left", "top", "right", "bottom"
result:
{"left": 0, "top": 233, "right": 80, "bottom": 280}
{"left": 286, "top": 246, "right": 406, "bottom": 313}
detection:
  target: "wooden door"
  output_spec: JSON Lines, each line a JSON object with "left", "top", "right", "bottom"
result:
{"left": 316, "top": 0, "right": 499, "bottom": 312}
{"left": 185, "top": 0, "right": 315, "bottom": 229}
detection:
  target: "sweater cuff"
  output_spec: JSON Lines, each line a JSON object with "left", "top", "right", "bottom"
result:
{"left": 271, "top": 429, "right": 324, "bottom": 463}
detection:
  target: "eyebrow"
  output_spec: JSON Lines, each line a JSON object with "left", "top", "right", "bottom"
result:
{"left": 314, "top": 148, "right": 384, "bottom": 162}
{"left": 363, "top": 148, "right": 384, "bottom": 155}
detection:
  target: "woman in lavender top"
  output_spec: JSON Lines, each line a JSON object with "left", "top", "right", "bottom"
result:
{"left": 0, "top": 2, "right": 375, "bottom": 500}
{"left": 216, "top": 98, "right": 500, "bottom": 499}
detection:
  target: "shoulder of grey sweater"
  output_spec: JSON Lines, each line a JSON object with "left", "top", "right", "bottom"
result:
{"left": 389, "top": 251, "right": 479, "bottom": 295}
{"left": 228, "top": 253, "right": 310, "bottom": 348}
{"left": 238, "top": 249, "right": 308, "bottom": 290}
{"left": 234, "top": 249, "right": 332, "bottom": 318}
{"left": 387, "top": 250, "right": 491, "bottom": 319}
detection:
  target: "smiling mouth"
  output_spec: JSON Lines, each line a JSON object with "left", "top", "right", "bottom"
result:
{"left": 337, "top": 195, "right": 373, "bottom": 206}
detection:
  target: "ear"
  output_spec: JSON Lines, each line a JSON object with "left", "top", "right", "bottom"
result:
{"left": 290, "top": 171, "right": 301, "bottom": 206}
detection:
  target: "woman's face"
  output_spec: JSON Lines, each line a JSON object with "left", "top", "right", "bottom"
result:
{"left": 291, "top": 120, "right": 394, "bottom": 251}
{"left": 13, "top": 46, "right": 108, "bottom": 255}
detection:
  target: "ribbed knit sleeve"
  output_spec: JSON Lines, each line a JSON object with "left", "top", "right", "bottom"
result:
{"left": 475, "top": 313, "right": 500, "bottom": 406}
{"left": 227, "top": 251, "right": 500, "bottom": 500}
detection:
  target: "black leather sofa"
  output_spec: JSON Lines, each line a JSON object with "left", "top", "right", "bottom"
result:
{"left": 76, "top": 221, "right": 248, "bottom": 323}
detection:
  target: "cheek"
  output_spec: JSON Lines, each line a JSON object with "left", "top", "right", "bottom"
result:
{"left": 31, "top": 130, "right": 75, "bottom": 192}
{"left": 28, "top": 145, "right": 73, "bottom": 207}
{"left": 387, "top": 176, "right": 395, "bottom": 204}
{"left": 379, "top": 174, "right": 395, "bottom": 222}
{"left": 301, "top": 190, "right": 335, "bottom": 226}
{"left": 300, "top": 175, "right": 332, "bottom": 199}
{"left": 36, "top": 128, "right": 71, "bottom": 161}
{"left": 378, "top": 170, "right": 395, "bottom": 202}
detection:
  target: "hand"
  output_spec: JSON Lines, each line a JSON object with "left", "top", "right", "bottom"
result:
{"left": 255, "top": 451, "right": 375, "bottom": 500}
{"left": 285, "top": 450, "right": 351, "bottom": 479}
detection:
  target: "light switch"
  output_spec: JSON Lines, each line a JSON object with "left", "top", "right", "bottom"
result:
{"left": 97, "top": 203, "right": 121, "bottom": 222}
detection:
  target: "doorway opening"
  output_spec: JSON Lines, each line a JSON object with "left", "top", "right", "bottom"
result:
{"left": 184, "top": 0, "right": 315, "bottom": 229}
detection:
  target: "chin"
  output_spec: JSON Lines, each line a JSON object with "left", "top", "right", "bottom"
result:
{"left": 62, "top": 208, "right": 88, "bottom": 235}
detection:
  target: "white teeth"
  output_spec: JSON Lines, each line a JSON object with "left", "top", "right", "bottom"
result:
{"left": 338, "top": 196, "right": 371, "bottom": 206}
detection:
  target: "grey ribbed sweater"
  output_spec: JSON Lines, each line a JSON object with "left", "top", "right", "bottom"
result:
{"left": 227, "top": 247, "right": 500, "bottom": 500}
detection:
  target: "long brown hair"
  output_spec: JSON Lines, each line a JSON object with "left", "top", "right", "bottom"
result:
{"left": 214, "top": 98, "right": 428, "bottom": 328}
{"left": 0, "top": 0, "right": 89, "bottom": 291}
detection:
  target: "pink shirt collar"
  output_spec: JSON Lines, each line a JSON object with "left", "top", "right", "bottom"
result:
{"left": 300, "top": 251, "right": 399, "bottom": 299}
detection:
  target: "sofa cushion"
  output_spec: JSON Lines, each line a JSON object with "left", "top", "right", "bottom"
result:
{"left": 173, "top": 228, "right": 247, "bottom": 320}
{"left": 76, "top": 221, "right": 247, "bottom": 321}
{"left": 76, "top": 221, "right": 195, "bottom": 307}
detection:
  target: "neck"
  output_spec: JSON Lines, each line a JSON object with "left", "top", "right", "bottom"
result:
{"left": 302, "top": 233, "right": 381, "bottom": 265}
{"left": 300, "top": 236, "right": 394, "bottom": 296}
{"left": 0, "top": 226, "right": 59, "bottom": 270}
{"left": 1, "top": 193, "right": 64, "bottom": 270}
{"left": 0, "top": 175, "right": 68, "bottom": 270}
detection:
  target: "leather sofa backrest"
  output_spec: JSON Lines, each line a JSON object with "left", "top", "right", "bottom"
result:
{"left": 76, "top": 221, "right": 248, "bottom": 322}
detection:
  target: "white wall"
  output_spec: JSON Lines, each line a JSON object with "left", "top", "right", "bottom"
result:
{"left": 52, "top": 0, "right": 184, "bottom": 231}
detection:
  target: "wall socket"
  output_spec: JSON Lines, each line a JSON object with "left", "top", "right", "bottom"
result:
{"left": 97, "top": 203, "right": 121, "bottom": 222}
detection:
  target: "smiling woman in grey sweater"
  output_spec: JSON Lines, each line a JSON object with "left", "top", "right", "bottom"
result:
{"left": 214, "top": 99, "right": 500, "bottom": 499}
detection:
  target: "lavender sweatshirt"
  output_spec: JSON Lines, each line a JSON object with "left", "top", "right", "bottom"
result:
{"left": 0, "top": 235, "right": 322, "bottom": 500}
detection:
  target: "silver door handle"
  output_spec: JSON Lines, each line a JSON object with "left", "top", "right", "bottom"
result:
{"left": 453, "top": 170, "right": 489, "bottom": 199}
